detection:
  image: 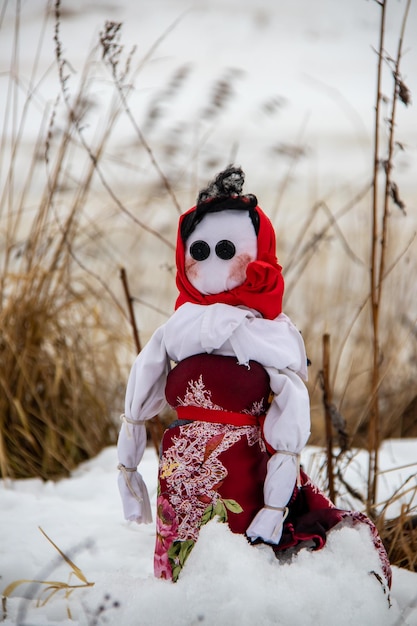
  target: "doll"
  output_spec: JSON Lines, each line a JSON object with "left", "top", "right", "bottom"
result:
{"left": 117, "top": 166, "right": 391, "bottom": 586}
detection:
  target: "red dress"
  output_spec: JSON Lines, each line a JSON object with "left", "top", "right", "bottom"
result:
{"left": 154, "top": 353, "right": 391, "bottom": 588}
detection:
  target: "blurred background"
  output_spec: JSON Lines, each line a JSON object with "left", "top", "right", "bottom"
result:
{"left": 1, "top": 0, "right": 416, "bottom": 480}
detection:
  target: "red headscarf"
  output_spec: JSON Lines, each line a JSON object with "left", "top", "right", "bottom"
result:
{"left": 175, "top": 204, "right": 284, "bottom": 320}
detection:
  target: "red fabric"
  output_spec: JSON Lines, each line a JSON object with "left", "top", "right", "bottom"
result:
{"left": 165, "top": 353, "right": 271, "bottom": 415}
{"left": 174, "top": 205, "right": 284, "bottom": 320}
{"left": 160, "top": 423, "right": 268, "bottom": 537}
{"left": 156, "top": 428, "right": 392, "bottom": 587}
{"left": 176, "top": 406, "right": 260, "bottom": 427}
{"left": 214, "top": 433, "right": 268, "bottom": 534}
{"left": 155, "top": 420, "right": 269, "bottom": 580}
{"left": 273, "top": 469, "right": 392, "bottom": 589}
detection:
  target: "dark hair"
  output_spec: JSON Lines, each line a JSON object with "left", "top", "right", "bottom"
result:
{"left": 181, "top": 165, "right": 260, "bottom": 241}
{"left": 180, "top": 194, "right": 260, "bottom": 241}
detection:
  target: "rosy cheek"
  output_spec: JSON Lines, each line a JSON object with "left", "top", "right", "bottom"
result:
{"left": 185, "top": 257, "right": 199, "bottom": 282}
{"left": 228, "top": 253, "right": 253, "bottom": 284}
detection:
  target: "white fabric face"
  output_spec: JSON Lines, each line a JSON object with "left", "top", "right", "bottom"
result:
{"left": 185, "top": 210, "right": 257, "bottom": 295}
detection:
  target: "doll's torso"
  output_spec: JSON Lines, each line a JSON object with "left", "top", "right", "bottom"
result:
{"left": 155, "top": 353, "right": 272, "bottom": 580}
{"left": 165, "top": 353, "right": 272, "bottom": 424}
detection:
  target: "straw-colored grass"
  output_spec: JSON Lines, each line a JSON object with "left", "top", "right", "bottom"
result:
{"left": 382, "top": 509, "right": 417, "bottom": 573}
{"left": 0, "top": 0, "right": 415, "bottom": 572}
{"left": 0, "top": 264, "right": 121, "bottom": 479}
{"left": 0, "top": 1, "right": 132, "bottom": 479}
{"left": 1, "top": 527, "right": 95, "bottom": 621}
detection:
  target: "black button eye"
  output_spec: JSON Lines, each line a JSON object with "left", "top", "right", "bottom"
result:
{"left": 215, "top": 240, "right": 236, "bottom": 260}
{"left": 190, "top": 240, "right": 210, "bottom": 261}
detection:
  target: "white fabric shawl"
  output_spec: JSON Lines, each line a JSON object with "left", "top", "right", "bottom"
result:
{"left": 117, "top": 302, "right": 311, "bottom": 543}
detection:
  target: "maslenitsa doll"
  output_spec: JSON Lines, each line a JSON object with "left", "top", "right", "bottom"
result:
{"left": 117, "top": 166, "right": 391, "bottom": 586}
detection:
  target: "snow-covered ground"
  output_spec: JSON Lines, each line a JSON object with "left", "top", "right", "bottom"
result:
{"left": 1, "top": 441, "right": 417, "bottom": 626}
{"left": 1, "top": 2, "right": 417, "bottom": 624}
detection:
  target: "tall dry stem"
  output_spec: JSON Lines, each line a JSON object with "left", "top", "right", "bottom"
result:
{"left": 367, "top": 0, "right": 411, "bottom": 514}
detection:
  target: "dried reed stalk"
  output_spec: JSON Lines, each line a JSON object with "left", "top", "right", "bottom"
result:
{"left": 119, "top": 267, "right": 165, "bottom": 454}
{"left": 321, "top": 334, "right": 336, "bottom": 502}
{"left": 2, "top": 527, "right": 94, "bottom": 622}
{"left": 368, "top": 0, "right": 411, "bottom": 513}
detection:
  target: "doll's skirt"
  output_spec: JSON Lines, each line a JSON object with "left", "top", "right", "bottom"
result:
{"left": 154, "top": 420, "right": 391, "bottom": 588}
{"left": 154, "top": 420, "right": 268, "bottom": 580}
{"left": 274, "top": 469, "right": 392, "bottom": 589}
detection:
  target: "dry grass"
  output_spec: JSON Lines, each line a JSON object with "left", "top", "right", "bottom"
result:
{"left": 382, "top": 509, "right": 417, "bottom": 573}
{"left": 0, "top": 262, "right": 121, "bottom": 479}
{"left": 284, "top": 0, "right": 417, "bottom": 565}
{"left": 2, "top": 527, "right": 95, "bottom": 621}
{"left": 0, "top": 189, "right": 125, "bottom": 479}
{"left": 0, "top": 3, "right": 132, "bottom": 480}
{"left": 0, "top": 0, "right": 415, "bottom": 572}
{"left": 375, "top": 469, "right": 417, "bottom": 573}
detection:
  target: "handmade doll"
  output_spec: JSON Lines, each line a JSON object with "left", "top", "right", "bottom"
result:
{"left": 117, "top": 166, "right": 391, "bottom": 587}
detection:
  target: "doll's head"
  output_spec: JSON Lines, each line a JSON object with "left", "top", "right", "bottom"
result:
{"left": 184, "top": 209, "right": 257, "bottom": 295}
{"left": 175, "top": 166, "right": 284, "bottom": 319}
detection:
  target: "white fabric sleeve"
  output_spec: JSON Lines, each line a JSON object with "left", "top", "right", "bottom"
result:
{"left": 117, "top": 325, "right": 171, "bottom": 524}
{"left": 117, "top": 423, "right": 152, "bottom": 523}
{"left": 124, "top": 325, "right": 171, "bottom": 420}
{"left": 246, "top": 367, "right": 311, "bottom": 544}
{"left": 228, "top": 313, "right": 308, "bottom": 378}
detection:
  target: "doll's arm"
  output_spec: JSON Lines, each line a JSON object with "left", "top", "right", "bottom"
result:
{"left": 117, "top": 326, "right": 170, "bottom": 523}
{"left": 246, "top": 367, "right": 310, "bottom": 544}
{"left": 118, "top": 421, "right": 152, "bottom": 523}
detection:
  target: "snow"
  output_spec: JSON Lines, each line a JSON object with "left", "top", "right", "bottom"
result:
{"left": 1, "top": 441, "right": 417, "bottom": 626}
{"left": 1, "top": 1, "right": 417, "bottom": 624}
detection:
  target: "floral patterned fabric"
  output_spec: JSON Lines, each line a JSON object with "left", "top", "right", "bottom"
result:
{"left": 155, "top": 420, "right": 268, "bottom": 581}
{"left": 156, "top": 353, "right": 271, "bottom": 580}
{"left": 155, "top": 353, "right": 392, "bottom": 588}
{"left": 165, "top": 353, "right": 272, "bottom": 418}
{"left": 155, "top": 421, "right": 392, "bottom": 589}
